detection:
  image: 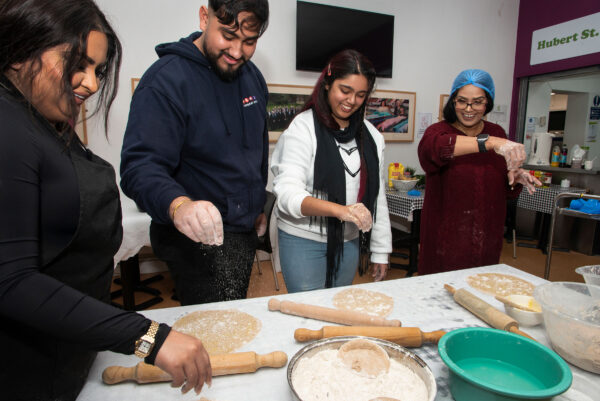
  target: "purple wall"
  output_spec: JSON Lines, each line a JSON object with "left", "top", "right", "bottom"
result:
{"left": 509, "top": 0, "right": 600, "bottom": 139}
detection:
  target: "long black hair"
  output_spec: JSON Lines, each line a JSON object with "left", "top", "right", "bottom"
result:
{"left": 442, "top": 90, "right": 494, "bottom": 123}
{"left": 303, "top": 49, "right": 377, "bottom": 131}
{"left": 0, "top": 0, "right": 122, "bottom": 133}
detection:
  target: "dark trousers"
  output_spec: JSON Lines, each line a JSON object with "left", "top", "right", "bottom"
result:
{"left": 150, "top": 222, "right": 257, "bottom": 305}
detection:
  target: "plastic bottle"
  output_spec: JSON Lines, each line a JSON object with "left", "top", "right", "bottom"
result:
{"left": 387, "top": 163, "right": 404, "bottom": 187}
{"left": 559, "top": 144, "right": 568, "bottom": 167}
{"left": 550, "top": 146, "right": 560, "bottom": 167}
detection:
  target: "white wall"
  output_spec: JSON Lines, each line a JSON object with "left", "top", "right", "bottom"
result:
{"left": 91, "top": 0, "right": 520, "bottom": 178}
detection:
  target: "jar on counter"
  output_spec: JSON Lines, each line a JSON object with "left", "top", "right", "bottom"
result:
{"left": 542, "top": 172, "right": 552, "bottom": 187}
{"left": 534, "top": 170, "right": 543, "bottom": 187}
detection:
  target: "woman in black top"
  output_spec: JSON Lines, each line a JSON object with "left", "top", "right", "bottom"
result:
{"left": 0, "top": 1, "right": 211, "bottom": 399}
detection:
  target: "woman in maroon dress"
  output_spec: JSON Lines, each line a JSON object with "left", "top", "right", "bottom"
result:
{"left": 417, "top": 69, "right": 539, "bottom": 275}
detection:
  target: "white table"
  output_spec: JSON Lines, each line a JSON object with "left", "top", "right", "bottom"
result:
{"left": 113, "top": 194, "right": 152, "bottom": 267}
{"left": 78, "top": 264, "right": 595, "bottom": 401}
{"left": 111, "top": 194, "right": 162, "bottom": 310}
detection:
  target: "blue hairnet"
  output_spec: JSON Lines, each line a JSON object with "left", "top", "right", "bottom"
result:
{"left": 450, "top": 69, "right": 495, "bottom": 100}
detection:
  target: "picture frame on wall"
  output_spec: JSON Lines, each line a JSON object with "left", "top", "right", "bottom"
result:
{"left": 365, "top": 89, "right": 417, "bottom": 142}
{"left": 267, "top": 85, "right": 417, "bottom": 143}
{"left": 131, "top": 77, "right": 140, "bottom": 94}
{"left": 74, "top": 105, "right": 88, "bottom": 145}
{"left": 439, "top": 94, "right": 449, "bottom": 121}
{"left": 366, "top": 90, "right": 416, "bottom": 142}
{"left": 267, "top": 83, "right": 312, "bottom": 143}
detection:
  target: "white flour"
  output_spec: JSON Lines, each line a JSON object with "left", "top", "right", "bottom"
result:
{"left": 292, "top": 349, "right": 428, "bottom": 401}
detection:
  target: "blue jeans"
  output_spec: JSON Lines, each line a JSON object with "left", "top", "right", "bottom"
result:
{"left": 278, "top": 229, "right": 359, "bottom": 293}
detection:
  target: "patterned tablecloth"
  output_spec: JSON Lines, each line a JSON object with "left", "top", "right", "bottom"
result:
{"left": 386, "top": 189, "right": 425, "bottom": 221}
{"left": 517, "top": 184, "right": 586, "bottom": 215}
{"left": 78, "top": 264, "right": 596, "bottom": 401}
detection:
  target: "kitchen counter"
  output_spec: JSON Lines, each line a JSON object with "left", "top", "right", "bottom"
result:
{"left": 523, "top": 164, "right": 599, "bottom": 175}
{"left": 78, "top": 264, "right": 596, "bottom": 401}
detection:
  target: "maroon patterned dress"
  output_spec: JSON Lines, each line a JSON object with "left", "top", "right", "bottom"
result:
{"left": 417, "top": 121, "right": 522, "bottom": 275}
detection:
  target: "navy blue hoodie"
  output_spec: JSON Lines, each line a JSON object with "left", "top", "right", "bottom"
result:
{"left": 120, "top": 32, "right": 268, "bottom": 231}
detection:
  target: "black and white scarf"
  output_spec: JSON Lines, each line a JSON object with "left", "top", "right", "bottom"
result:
{"left": 312, "top": 115, "right": 379, "bottom": 287}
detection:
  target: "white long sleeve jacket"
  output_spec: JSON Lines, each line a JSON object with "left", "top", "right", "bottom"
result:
{"left": 271, "top": 109, "right": 392, "bottom": 264}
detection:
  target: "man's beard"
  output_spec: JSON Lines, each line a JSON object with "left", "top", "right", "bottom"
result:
{"left": 203, "top": 42, "right": 246, "bottom": 82}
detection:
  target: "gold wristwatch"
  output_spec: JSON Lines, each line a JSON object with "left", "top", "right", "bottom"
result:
{"left": 135, "top": 320, "right": 159, "bottom": 358}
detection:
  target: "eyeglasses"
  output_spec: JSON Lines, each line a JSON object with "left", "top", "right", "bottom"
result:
{"left": 454, "top": 98, "right": 487, "bottom": 110}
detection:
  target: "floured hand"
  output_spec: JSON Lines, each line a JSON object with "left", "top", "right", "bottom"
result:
{"left": 172, "top": 199, "right": 223, "bottom": 245}
{"left": 339, "top": 203, "right": 373, "bottom": 232}
{"left": 509, "top": 168, "right": 541, "bottom": 194}
{"left": 490, "top": 137, "right": 526, "bottom": 170}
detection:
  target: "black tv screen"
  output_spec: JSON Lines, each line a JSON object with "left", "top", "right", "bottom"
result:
{"left": 296, "top": 1, "right": 394, "bottom": 78}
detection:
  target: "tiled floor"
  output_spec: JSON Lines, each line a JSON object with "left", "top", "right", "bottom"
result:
{"left": 110, "top": 238, "right": 600, "bottom": 311}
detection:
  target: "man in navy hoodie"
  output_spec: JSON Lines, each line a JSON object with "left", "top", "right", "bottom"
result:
{"left": 120, "top": 0, "right": 270, "bottom": 305}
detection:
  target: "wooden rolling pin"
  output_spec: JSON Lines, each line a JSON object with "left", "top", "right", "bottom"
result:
{"left": 295, "top": 326, "right": 446, "bottom": 347}
{"left": 268, "top": 298, "right": 402, "bottom": 327}
{"left": 102, "top": 351, "right": 288, "bottom": 385}
{"left": 444, "top": 284, "right": 536, "bottom": 341}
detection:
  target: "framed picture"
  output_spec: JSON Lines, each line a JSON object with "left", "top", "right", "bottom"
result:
{"left": 131, "top": 77, "right": 140, "bottom": 94}
{"left": 267, "top": 84, "right": 312, "bottom": 142}
{"left": 74, "top": 105, "right": 88, "bottom": 145}
{"left": 365, "top": 90, "right": 416, "bottom": 142}
{"left": 439, "top": 94, "right": 449, "bottom": 121}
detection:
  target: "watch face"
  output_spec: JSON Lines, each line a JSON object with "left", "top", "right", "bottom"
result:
{"left": 138, "top": 340, "right": 151, "bottom": 354}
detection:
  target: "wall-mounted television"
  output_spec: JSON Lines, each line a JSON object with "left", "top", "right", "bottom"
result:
{"left": 296, "top": 1, "right": 394, "bottom": 78}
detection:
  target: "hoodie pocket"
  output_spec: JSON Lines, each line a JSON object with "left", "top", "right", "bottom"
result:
{"left": 226, "top": 190, "right": 251, "bottom": 228}
{"left": 225, "top": 186, "right": 265, "bottom": 229}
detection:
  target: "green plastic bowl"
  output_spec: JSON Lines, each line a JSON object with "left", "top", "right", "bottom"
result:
{"left": 438, "top": 327, "right": 572, "bottom": 401}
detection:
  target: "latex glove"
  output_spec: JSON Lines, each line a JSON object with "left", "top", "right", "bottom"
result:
{"left": 371, "top": 263, "right": 388, "bottom": 281}
{"left": 492, "top": 139, "right": 527, "bottom": 170}
{"left": 339, "top": 203, "right": 373, "bottom": 232}
{"left": 509, "top": 168, "right": 541, "bottom": 195}
{"left": 254, "top": 212, "right": 267, "bottom": 237}
{"left": 154, "top": 330, "right": 212, "bottom": 395}
{"left": 172, "top": 200, "right": 224, "bottom": 245}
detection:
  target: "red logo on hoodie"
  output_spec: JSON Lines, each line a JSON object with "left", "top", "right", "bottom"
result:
{"left": 242, "top": 96, "right": 258, "bottom": 107}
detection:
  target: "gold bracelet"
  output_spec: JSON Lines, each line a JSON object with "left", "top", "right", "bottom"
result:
{"left": 171, "top": 198, "right": 190, "bottom": 220}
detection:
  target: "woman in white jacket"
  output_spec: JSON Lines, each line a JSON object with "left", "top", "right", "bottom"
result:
{"left": 271, "top": 49, "right": 392, "bottom": 293}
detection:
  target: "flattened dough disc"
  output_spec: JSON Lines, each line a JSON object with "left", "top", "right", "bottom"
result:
{"left": 172, "top": 309, "right": 261, "bottom": 355}
{"left": 466, "top": 273, "right": 534, "bottom": 297}
{"left": 333, "top": 288, "right": 394, "bottom": 317}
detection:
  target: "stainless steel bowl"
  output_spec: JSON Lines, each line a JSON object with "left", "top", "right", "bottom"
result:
{"left": 287, "top": 336, "right": 437, "bottom": 401}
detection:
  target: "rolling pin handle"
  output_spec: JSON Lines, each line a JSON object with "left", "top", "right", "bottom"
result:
{"left": 294, "top": 328, "right": 322, "bottom": 342}
{"left": 422, "top": 330, "right": 446, "bottom": 344}
{"left": 258, "top": 351, "right": 288, "bottom": 368}
{"left": 267, "top": 298, "right": 281, "bottom": 311}
{"left": 102, "top": 365, "right": 137, "bottom": 384}
{"left": 509, "top": 327, "right": 537, "bottom": 342}
{"left": 444, "top": 284, "right": 456, "bottom": 295}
